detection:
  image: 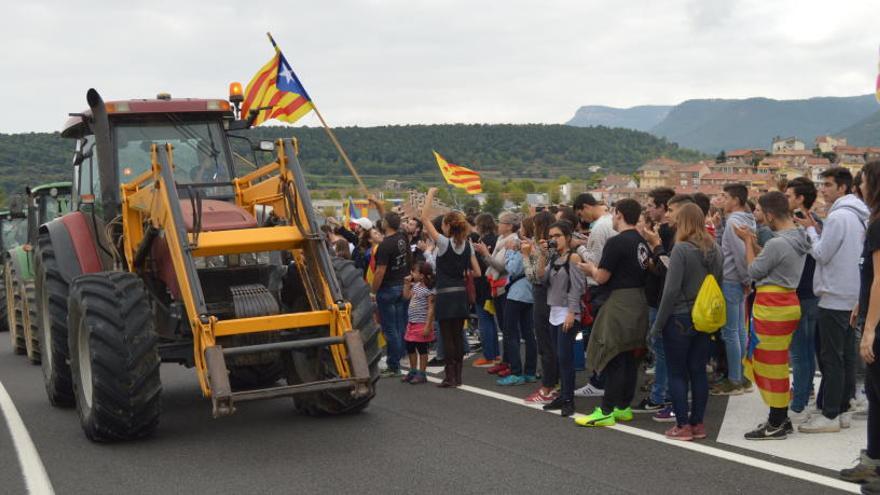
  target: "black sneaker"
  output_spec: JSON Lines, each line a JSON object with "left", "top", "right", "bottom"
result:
{"left": 560, "top": 401, "right": 575, "bottom": 417}
{"left": 744, "top": 422, "right": 788, "bottom": 441}
{"left": 633, "top": 397, "right": 665, "bottom": 413}
{"left": 427, "top": 357, "right": 445, "bottom": 366}
{"left": 543, "top": 397, "right": 566, "bottom": 411}
{"left": 782, "top": 418, "right": 794, "bottom": 435}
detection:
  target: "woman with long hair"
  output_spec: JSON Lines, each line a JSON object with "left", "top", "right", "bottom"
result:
{"left": 536, "top": 221, "right": 585, "bottom": 416}
{"left": 522, "top": 211, "right": 560, "bottom": 404}
{"left": 475, "top": 211, "right": 520, "bottom": 377}
{"left": 650, "top": 203, "right": 723, "bottom": 441}
{"left": 422, "top": 188, "right": 481, "bottom": 387}
{"left": 840, "top": 161, "right": 880, "bottom": 489}
{"left": 472, "top": 213, "right": 501, "bottom": 367}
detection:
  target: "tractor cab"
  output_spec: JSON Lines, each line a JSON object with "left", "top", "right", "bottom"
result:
{"left": 61, "top": 95, "right": 240, "bottom": 218}
{"left": 0, "top": 198, "right": 28, "bottom": 255}
{"left": 26, "top": 183, "right": 73, "bottom": 247}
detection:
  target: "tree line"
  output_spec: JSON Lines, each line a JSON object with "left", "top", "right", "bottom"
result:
{"left": 0, "top": 124, "right": 704, "bottom": 206}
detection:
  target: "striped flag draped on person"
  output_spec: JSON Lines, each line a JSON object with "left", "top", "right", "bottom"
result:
{"left": 432, "top": 151, "right": 483, "bottom": 194}
{"left": 241, "top": 38, "right": 314, "bottom": 126}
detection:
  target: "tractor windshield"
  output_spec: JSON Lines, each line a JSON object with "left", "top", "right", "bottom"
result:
{"left": 114, "top": 119, "right": 233, "bottom": 187}
{"left": 39, "top": 193, "right": 71, "bottom": 224}
{"left": 1, "top": 217, "right": 28, "bottom": 249}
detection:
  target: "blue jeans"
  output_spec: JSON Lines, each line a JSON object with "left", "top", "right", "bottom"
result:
{"left": 663, "top": 313, "right": 710, "bottom": 427}
{"left": 503, "top": 299, "right": 536, "bottom": 376}
{"left": 377, "top": 285, "right": 407, "bottom": 372}
{"left": 648, "top": 307, "right": 668, "bottom": 404}
{"left": 476, "top": 303, "right": 499, "bottom": 360}
{"left": 789, "top": 297, "right": 818, "bottom": 412}
{"left": 581, "top": 324, "right": 607, "bottom": 389}
{"left": 555, "top": 323, "right": 578, "bottom": 401}
{"left": 721, "top": 281, "right": 746, "bottom": 383}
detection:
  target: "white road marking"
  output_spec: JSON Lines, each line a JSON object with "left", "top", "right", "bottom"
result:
{"left": 419, "top": 375, "right": 860, "bottom": 494}
{"left": 0, "top": 380, "right": 54, "bottom": 494}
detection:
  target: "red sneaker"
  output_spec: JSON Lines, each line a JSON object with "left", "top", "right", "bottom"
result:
{"left": 665, "top": 424, "right": 693, "bottom": 441}
{"left": 487, "top": 363, "right": 509, "bottom": 375}
{"left": 523, "top": 388, "right": 556, "bottom": 405}
{"left": 690, "top": 423, "right": 707, "bottom": 440}
{"left": 497, "top": 367, "right": 513, "bottom": 378}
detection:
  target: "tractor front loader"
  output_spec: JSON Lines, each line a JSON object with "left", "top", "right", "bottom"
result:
{"left": 36, "top": 89, "right": 380, "bottom": 441}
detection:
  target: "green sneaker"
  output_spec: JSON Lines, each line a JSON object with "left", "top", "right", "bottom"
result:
{"left": 574, "top": 407, "right": 616, "bottom": 427}
{"left": 380, "top": 368, "right": 402, "bottom": 378}
{"left": 613, "top": 407, "right": 633, "bottom": 422}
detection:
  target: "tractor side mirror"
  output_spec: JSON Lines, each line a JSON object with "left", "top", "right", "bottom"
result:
{"left": 73, "top": 139, "right": 86, "bottom": 166}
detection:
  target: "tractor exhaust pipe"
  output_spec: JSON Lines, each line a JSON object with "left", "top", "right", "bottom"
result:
{"left": 86, "top": 89, "right": 119, "bottom": 217}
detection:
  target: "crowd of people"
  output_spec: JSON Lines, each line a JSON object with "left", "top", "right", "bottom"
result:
{"left": 324, "top": 166, "right": 880, "bottom": 492}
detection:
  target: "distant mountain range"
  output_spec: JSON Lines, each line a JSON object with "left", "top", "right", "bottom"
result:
{"left": 566, "top": 105, "right": 673, "bottom": 132}
{"left": 567, "top": 94, "right": 880, "bottom": 153}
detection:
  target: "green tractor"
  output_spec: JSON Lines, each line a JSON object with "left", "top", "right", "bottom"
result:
{"left": 1, "top": 198, "right": 29, "bottom": 335}
{"left": 5, "top": 183, "right": 72, "bottom": 362}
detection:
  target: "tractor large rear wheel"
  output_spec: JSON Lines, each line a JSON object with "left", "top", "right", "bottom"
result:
{"left": 68, "top": 272, "right": 161, "bottom": 442}
{"left": 286, "top": 258, "right": 381, "bottom": 415}
{"left": 23, "top": 281, "right": 40, "bottom": 364}
{"left": 35, "top": 234, "right": 75, "bottom": 407}
{"left": 6, "top": 261, "right": 26, "bottom": 355}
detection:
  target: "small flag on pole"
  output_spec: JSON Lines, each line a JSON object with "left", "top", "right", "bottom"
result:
{"left": 344, "top": 197, "right": 360, "bottom": 229}
{"left": 433, "top": 151, "right": 483, "bottom": 194}
{"left": 241, "top": 36, "right": 315, "bottom": 126}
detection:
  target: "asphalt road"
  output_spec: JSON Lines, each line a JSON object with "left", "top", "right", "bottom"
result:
{"left": 0, "top": 336, "right": 858, "bottom": 494}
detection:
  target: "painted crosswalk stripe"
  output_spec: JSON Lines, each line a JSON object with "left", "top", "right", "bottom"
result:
{"left": 0, "top": 380, "right": 54, "bottom": 494}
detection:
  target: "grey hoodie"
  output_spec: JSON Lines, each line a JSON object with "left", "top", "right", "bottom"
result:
{"left": 722, "top": 211, "right": 756, "bottom": 285}
{"left": 748, "top": 227, "right": 811, "bottom": 289}
{"left": 807, "top": 194, "right": 869, "bottom": 310}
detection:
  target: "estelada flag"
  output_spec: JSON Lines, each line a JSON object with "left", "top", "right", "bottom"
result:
{"left": 433, "top": 150, "right": 483, "bottom": 194}
{"left": 241, "top": 45, "right": 314, "bottom": 126}
{"left": 343, "top": 197, "right": 360, "bottom": 229}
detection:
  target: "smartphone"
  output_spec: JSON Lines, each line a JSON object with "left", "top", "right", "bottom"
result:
{"left": 794, "top": 210, "right": 806, "bottom": 219}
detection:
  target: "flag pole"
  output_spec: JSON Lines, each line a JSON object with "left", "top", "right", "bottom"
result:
{"left": 266, "top": 32, "right": 368, "bottom": 196}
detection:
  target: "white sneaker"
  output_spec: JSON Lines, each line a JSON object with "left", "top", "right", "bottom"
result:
{"left": 574, "top": 383, "right": 605, "bottom": 397}
{"left": 840, "top": 411, "right": 853, "bottom": 429}
{"left": 798, "top": 413, "right": 842, "bottom": 434}
{"left": 789, "top": 409, "right": 811, "bottom": 424}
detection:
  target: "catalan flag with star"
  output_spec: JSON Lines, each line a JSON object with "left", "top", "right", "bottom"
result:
{"left": 241, "top": 42, "right": 314, "bottom": 126}
{"left": 433, "top": 150, "right": 483, "bottom": 194}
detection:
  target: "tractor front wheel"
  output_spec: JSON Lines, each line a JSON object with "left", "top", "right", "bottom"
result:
{"left": 6, "top": 261, "right": 26, "bottom": 355}
{"left": 0, "top": 262, "right": 8, "bottom": 333}
{"left": 23, "top": 281, "right": 40, "bottom": 364}
{"left": 68, "top": 272, "right": 162, "bottom": 442}
{"left": 286, "top": 258, "right": 381, "bottom": 415}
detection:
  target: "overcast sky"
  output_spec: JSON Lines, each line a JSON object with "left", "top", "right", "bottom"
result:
{"left": 2, "top": 0, "right": 878, "bottom": 133}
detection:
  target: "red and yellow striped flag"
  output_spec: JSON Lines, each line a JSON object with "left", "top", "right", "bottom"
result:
{"left": 433, "top": 151, "right": 483, "bottom": 194}
{"left": 743, "top": 285, "right": 801, "bottom": 409}
{"left": 241, "top": 46, "right": 314, "bottom": 126}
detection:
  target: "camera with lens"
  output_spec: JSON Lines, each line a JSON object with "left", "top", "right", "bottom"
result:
{"left": 547, "top": 239, "right": 558, "bottom": 250}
